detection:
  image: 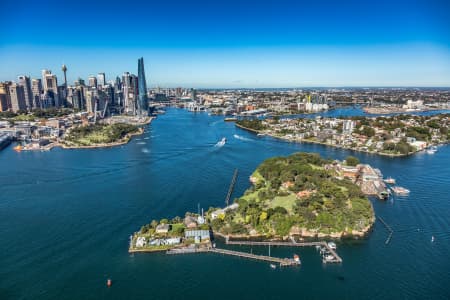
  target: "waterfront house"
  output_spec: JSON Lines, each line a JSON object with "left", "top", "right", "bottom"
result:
{"left": 135, "top": 236, "right": 146, "bottom": 247}
{"left": 184, "top": 216, "right": 198, "bottom": 229}
{"left": 155, "top": 224, "right": 170, "bottom": 234}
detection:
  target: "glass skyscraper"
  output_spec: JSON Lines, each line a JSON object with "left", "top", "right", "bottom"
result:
{"left": 137, "top": 57, "right": 148, "bottom": 116}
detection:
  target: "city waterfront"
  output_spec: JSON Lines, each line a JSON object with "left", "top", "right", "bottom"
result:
{"left": 1, "top": 108, "right": 449, "bottom": 299}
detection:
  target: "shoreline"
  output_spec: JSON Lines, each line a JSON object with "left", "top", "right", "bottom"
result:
{"left": 235, "top": 123, "right": 446, "bottom": 157}
{"left": 22, "top": 118, "right": 153, "bottom": 151}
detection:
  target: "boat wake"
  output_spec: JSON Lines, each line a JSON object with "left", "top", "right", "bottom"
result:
{"left": 214, "top": 137, "right": 227, "bottom": 148}
{"left": 137, "top": 142, "right": 146, "bottom": 145}
{"left": 233, "top": 134, "right": 253, "bottom": 142}
{"left": 141, "top": 148, "right": 150, "bottom": 153}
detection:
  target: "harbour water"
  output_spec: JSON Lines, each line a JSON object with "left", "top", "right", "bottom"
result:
{"left": 0, "top": 108, "right": 449, "bottom": 299}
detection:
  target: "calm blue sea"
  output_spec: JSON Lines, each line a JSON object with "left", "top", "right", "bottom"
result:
{"left": 0, "top": 108, "right": 449, "bottom": 299}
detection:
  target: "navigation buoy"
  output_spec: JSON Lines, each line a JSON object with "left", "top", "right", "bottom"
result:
{"left": 107, "top": 279, "right": 112, "bottom": 287}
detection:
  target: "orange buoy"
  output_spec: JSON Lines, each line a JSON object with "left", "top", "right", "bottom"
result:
{"left": 107, "top": 279, "right": 112, "bottom": 287}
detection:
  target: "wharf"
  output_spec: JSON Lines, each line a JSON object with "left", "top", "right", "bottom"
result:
{"left": 209, "top": 248, "right": 299, "bottom": 267}
{"left": 225, "top": 239, "right": 342, "bottom": 263}
{"left": 166, "top": 246, "right": 299, "bottom": 267}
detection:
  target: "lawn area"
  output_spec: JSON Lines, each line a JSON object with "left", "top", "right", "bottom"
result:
{"left": 269, "top": 193, "right": 297, "bottom": 213}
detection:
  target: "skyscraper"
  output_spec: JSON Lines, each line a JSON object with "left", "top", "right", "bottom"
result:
{"left": 88, "top": 76, "right": 97, "bottom": 88}
{"left": 0, "top": 82, "right": 11, "bottom": 112}
{"left": 31, "top": 79, "right": 42, "bottom": 108}
{"left": 137, "top": 57, "right": 148, "bottom": 116}
{"left": 97, "top": 73, "right": 106, "bottom": 87}
{"left": 17, "top": 75, "right": 33, "bottom": 110}
{"left": 41, "top": 70, "right": 59, "bottom": 107}
{"left": 9, "top": 83, "right": 27, "bottom": 112}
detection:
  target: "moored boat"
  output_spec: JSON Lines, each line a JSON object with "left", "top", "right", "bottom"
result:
{"left": 293, "top": 254, "right": 301, "bottom": 263}
{"left": 327, "top": 242, "right": 337, "bottom": 250}
{"left": 383, "top": 177, "right": 396, "bottom": 184}
{"left": 13, "top": 145, "right": 22, "bottom": 152}
{"left": 391, "top": 186, "right": 410, "bottom": 195}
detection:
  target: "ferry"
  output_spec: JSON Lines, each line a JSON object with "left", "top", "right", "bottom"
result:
{"left": 391, "top": 186, "right": 410, "bottom": 195}
{"left": 224, "top": 117, "right": 238, "bottom": 122}
{"left": 383, "top": 177, "right": 396, "bottom": 184}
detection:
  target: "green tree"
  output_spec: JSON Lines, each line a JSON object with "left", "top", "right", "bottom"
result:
{"left": 345, "top": 156, "right": 360, "bottom": 166}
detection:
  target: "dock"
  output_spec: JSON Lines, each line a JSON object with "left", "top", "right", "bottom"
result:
{"left": 209, "top": 248, "right": 299, "bottom": 267}
{"left": 225, "top": 169, "right": 238, "bottom": 206}
{"left": 378, "top": 217, "right": 393, "bottom": 244}
{"left": 224, "top": 239, "right": 342, "bottom": 263}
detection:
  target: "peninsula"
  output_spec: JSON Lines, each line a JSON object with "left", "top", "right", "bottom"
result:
{"left": 236, "top": 114, "right": 449, "bottom": 157}
{"left": 130, "top": 152, "right": 376, "bottom": 254}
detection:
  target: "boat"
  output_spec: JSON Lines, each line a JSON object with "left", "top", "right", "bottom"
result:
{"left": 327, "top": 242, "right": 337, "bottom": 250}
{"left": 378, "top": 191, "right": 390, "bottom": 200}
{"left": 431, "top": 236, "right": 435, "bottom": 243}
{"left": 107, "top": 279, "right": 112, "bottom": 287}
{"left": 257, "top": 133, "right": 265, "bottom": 137}
{"left": 224, "top": 117, "right": 238, "bottom": 122}
{"left": 323, "top": 254, "right": 335, "bottom": 262}
{"left": 426, "top": 145, "right": 437, "bottom": 154}
{"left": 293, "top": 254, "right": 301, "bottom": 263}
{"left": 270, "top": 264, "right": 277, "bottom": 269}
{"left": 391, "top": 186, "right": 410, "bottom": 195}
{"left": 315, "top": 245, "right": 321, "bottom": 251}
{"left": 13, "top": 145, "right": 22, "bottom": 152}
{"left": 215, "top": 137, "right": 227, "bottom": 147}
{"left": 383, "top": 177, "right": 396, "bottom": 184}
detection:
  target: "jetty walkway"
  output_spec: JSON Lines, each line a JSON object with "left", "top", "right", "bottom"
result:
{"left": 225, "top": 238, "right": 342, "bottom": 263}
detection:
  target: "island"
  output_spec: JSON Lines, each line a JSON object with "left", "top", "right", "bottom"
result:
{"left": 130, "top": 152, "right": 376, "bottom": 255}
{"left": 236, "top": 114, "right": 449, "bottom": 156}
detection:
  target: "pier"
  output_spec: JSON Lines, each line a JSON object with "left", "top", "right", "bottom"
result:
{"left": 209, "top": 248, "right": 299, "bottom": 267}
{"left": 378, "top": 217, "right": 394, "bottom": 244}
{"left": 166, "top": 246, "right": 299, "bottom": 267}
{"left": 224, "top": 239, "right": 342, "bottom": 263}
{"left": 225, "top": 169, "right": 238, "bottom": 206}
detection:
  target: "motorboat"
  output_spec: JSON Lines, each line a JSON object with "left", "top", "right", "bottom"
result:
{"left": 391, "top": 186, "right": 410, "bottom": 195}
{"left": 327, "top": 242, "right": 337, "bottom": 250}
{"left": 383, "top": 177, "right": 396, "bottom": 184}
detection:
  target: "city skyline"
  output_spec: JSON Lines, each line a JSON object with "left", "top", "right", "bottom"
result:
{"left": 1, "top": 0, "right": 450, "bottom": 87}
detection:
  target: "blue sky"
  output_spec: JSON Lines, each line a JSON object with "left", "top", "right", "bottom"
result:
{"left": 1, "top": 0, "right": 449, "bottom": 87}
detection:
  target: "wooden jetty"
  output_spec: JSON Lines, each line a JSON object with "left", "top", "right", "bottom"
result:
{"left": 209, "top": 248, "right": 299, "bottom": 267}
{"left": 378, "top": 216, "right": 393, "bottom": 244}
{"left": 224, "top": 237, "right": 342, "bottom": 263}
{"left": 225, "top": 169, "right": 238, "bottom": 206}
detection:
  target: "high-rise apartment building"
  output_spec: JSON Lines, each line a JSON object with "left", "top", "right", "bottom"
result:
{"left": 31, "top": 79, "right": 42, "bottom": 108}
{"left": 9, "top": 83, "right": 27, "bottom": 112}
{"left": 88, "top": 76, "right": 97, "bottom": 88}
{"left": 17, "top": 75, "right": 33, "bottom": 110}
{"left": 97, "top": 73, "right": 106, "bottom": 87}
{"left": 0, "top": 82, "right": 11, "bottom": 112}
